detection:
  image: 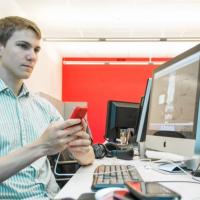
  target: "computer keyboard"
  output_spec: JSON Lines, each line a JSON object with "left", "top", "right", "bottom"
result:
{"left": 91, "top": 164, "right": 143, "bottom": 191}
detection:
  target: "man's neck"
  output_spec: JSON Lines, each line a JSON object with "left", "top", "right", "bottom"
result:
{"left": 7, "top": 79, "right": 23, "bottom": 96}
{"left": 0, "top": 69, "right": 23, "bottom": 96}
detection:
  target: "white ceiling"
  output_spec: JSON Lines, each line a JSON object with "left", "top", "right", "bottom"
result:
{"left": 0, "top": 0, "right": 200, "bottom": 58}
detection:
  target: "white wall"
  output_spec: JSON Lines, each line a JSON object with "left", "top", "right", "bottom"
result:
{"left": 25, "top": 42, "right": 62, "bottom": 100}
{"left": 0, "top": 0, "right": 62, "bottom": 100}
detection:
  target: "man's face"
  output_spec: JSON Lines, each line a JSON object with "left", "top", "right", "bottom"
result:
{"left": 0, "top": 29, "right": 41, "bottom": 80}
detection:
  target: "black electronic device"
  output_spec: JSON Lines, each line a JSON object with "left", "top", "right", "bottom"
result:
{"left": 136, "top": 78, "right": 152, "bottom": 143}
{"left": 125, "top": 181, "right": 181, "bottom": 200}
{"left": 104, "top": 100, "right": 140, "bottom": 143}
{"left": 92, "top": 143, "right": 134, "bottom": 160}
{"left": 145, "top": 43, "right": 200, "bottom": 165}
{"left": 134, "top": 96, "right": 144, "bottom": 136}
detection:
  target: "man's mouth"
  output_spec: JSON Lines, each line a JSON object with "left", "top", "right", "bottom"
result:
{"left": 21, "top": 64, "right": 33, "bottom": 69}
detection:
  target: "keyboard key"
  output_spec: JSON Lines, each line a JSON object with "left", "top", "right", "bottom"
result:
{"left": 91, "top": 165, "right": 143, "bottom": 191}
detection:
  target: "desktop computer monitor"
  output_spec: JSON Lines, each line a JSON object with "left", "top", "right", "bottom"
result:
{"left": 104, "top": 100, "right": 140, "bottom": 143}
{"left": 145, "top": 44, "right": 200, "bottom": 168}
{"left": 136, "top": 78, "right": 152, "bottom": 142}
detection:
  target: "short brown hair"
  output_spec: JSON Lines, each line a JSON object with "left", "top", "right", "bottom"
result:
{"left": 0, "top": 16, "right": 41, "bottom": 46}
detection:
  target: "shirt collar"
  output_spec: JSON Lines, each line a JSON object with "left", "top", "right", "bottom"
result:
{"left": 0, "top": 79, "right": 8, "bottom": 92}
{"left": 0, "top": 79, "right": 30, "bottom": 97}
{"left": 19, "top": 83, "right": 30, "bottom": 97}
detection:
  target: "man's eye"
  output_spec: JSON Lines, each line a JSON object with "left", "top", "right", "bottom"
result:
{"left": 17, "top": 43, "right": 29, "bottom": 49}
{"left": 34, "top": 48, "right": 40, "bottom": 53}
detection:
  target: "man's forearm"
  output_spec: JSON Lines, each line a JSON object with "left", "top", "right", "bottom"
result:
{"left": 0, "top": 142, "right": 45, "bottom": 182}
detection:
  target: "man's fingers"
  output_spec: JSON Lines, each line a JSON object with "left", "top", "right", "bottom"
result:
{"left": 73, "top": 131, "right": 90, "bottom": 139}
{"left": 54, "top": 122, "right": 83, "bottom": 139}
{"left": 81, "top": 119, "right": 87, "bottom": 131}
{"left": 55, "top": 119, "right": 81, "bottom": 130}
{"left": 68, "top": 138, "right": 91, "bottom": 146}
{"left": 68, "top": 146, "right": 90, "bottom": 153}
{"left": 57, "top": 127, "right": 82, "bottom": 140}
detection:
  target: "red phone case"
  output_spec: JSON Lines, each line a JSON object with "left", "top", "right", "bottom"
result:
{"left": 70, "top": 107, "right": 88, "bottom": 119}
{"left": 114, "top": 190, "right": 133, "bottom": 200}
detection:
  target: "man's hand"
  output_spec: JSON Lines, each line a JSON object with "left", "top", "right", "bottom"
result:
{"left": 35, "top": 118, "right": 94, "bottom": 165}
{"left": 67, "top": 130, "right": 91, "bottom": 153}
{"left": 67, "top": 119, "right": 91, "bottom": 153}
{"left": 35, "top": 119, "right": 83, "bottom": 156}
{"left": 66, "top": 119, "right": 95, "bottom": 165}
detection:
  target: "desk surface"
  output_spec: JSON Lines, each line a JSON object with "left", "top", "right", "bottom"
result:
{"left": 55, "top": 157, "right": 200, "bottom": 200}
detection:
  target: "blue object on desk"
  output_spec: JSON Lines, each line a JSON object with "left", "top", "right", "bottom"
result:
{"left": 158, "top": 163, "right": 182, "bottom": 172}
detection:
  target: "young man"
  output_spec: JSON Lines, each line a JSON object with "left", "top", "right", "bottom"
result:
{"left": 0, "top": 16, "right": 95, "bottom": 199}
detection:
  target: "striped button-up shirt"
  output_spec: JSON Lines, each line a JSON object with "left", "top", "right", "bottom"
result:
{"left": 0, "top": 79, "right": 62, "bottom": 199}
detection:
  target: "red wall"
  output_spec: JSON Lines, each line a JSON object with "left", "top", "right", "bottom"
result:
{"left": 62, "top": 58, "right": 170, "bottom": 143}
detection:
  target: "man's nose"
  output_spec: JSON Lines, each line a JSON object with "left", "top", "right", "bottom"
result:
{"left": 26, "top": 49, "right": 37, "bottom": 61}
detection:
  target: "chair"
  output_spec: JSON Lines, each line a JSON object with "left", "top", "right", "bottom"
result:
{"left": 48, "top": 150, "right": 80, "bottom": 188}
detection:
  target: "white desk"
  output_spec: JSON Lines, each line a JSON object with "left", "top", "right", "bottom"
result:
{"left": 55, "top": 157, "right": 200, "bottom": 200}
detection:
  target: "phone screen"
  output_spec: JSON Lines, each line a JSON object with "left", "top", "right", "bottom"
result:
{"left": 143, "top": 182, "right": 174, "bottom": 194}
{"left": 126, "top": 181, "right": 181, "bottom": 198}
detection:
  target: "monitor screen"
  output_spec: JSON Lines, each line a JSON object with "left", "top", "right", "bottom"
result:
{"left": 104, "top": 100, "right": 140, "bottom": 143}
{"left": 145, "top": 44, "right": 200, "bottom": 158}
{"left": 136, "top": 78, "right": 152, "bottom": 142}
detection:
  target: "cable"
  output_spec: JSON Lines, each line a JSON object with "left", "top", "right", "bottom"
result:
{"left": 54, "top": 153, "right": 76, "bottom": 176}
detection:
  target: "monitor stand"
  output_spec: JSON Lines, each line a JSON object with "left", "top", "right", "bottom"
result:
{"left": 138, "top": 142, "right": 200, "bottom": 171}
{"left": 183, "top": 157, "right": 200, "bottom": 170}
{"left": 138, "top": 142, "right": 146, "bottom": 159}
{"left": 157, "top": 157, "right": 200, "bottom": 172}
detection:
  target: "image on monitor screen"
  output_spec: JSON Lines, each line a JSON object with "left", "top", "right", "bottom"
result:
{"left": 145, "top": 44, "right": 200, "bottom": 166}
{"left": 104, "top": 100, "right": 140, "bottom": 143}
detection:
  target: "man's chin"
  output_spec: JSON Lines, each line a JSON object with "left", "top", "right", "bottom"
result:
{"left": 19, "top": 73, "right": 32, "bottom": 79}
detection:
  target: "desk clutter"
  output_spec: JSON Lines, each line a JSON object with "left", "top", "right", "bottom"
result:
{"left": 92, "top": 143, "right": 134, "bottom": 160}
{"left": 55, "top": 156, "right": 200, "bottom": 200}
{"left": 91, "top": 164, "right": 181, "bottom": 199}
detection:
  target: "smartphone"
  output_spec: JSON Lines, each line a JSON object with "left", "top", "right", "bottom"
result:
{"left": 70, "top": 107, "right": 87, "bottom": 119}
{"left": 125, "top": 181, "right": 181, "bottom": 200}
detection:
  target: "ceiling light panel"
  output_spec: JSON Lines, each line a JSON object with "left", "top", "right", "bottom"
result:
{"left": 6, "top": 0, "right": 200, "bottom": 58}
